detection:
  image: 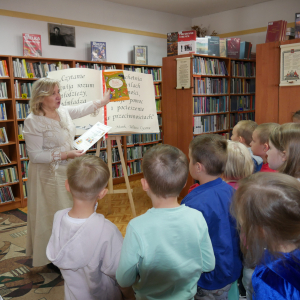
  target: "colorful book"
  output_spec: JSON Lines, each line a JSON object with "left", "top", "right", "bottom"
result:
{"left": 167, "top": 42, "right": 178, "bottom": 56}
{"left": 295, "top": 13, "right": 300, "bottom": 39}
{"left": 196, "top": 38, "right": 208, "bottom": 55}
{"left": 219, "top": 38, "right": 227, "bottom": 57}
{"left": 227, "top": 38, "right": 241, "bottom": 59}
{"left": 178, "top": 41, "right": 196, "bottom": 55}
{"left": 104, "top": 70, "right": 130, "bottom": 102}
{"left": 206, "top": 36, "right": 220, "bottom": 56}
{"left": 91, "top": 41, "right": 106, "bottom": 62}
{"left": 23, "top": 33, "right": 42, "bottom": 57}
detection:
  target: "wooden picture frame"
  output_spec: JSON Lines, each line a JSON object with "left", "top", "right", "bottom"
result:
{"left": 133, "top": 45, "right": 148, "bottom": 65}
{"left": 279, "top": 43, "right": 300, "bottom": 86}
{"left": 48, "top": 23, "right": 76, "bottom": 47}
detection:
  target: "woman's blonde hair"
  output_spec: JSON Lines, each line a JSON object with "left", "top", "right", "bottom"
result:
{"left": 269, "top": 123, "right": 300, "bottom": 178}
{"left": 223, "top": 140, "right": 254, "bottom": 181}
{"left": 30, "top": 78, "right": 60, "bottom": 115}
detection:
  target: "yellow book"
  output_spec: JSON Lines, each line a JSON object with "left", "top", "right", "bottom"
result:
{"left": 22, "top": 59, "right": 29, "bottom": 78}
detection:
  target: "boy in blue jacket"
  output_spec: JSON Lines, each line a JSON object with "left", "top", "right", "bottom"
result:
{"left": 181, "top": 134, "right": 243, "bottom": 300}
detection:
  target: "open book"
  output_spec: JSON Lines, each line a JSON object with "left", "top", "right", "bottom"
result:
{"left": 74, "top": 122, "right": 111, "bottom": 152}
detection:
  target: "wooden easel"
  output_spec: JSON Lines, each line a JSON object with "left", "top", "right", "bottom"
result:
{"left": 96, "top": 135, "right": 136, "bottom": 217}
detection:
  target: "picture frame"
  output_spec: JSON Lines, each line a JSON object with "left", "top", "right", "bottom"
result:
{"left": 279, "top": 43, "right": 300, "bottom": 86}
{"left": 133, "top": 45, "right": 148, "bottom": 65}
{"left": 48, "top": 23, "right": 76, "bottom": 47}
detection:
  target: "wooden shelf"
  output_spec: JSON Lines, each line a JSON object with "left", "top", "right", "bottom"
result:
{"left": 0, "top": 161, "right": 18, "bottom": 167}
{"left": 0, "top": 181, "right": 19, "bottom": 187}
{"left": 193, "top": 112, "right": 229, "bottom": 116}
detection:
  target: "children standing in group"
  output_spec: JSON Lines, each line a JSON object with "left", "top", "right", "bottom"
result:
{"left": 181, "top": 134, "right": 242, "bottom": 300}
{"left": 231, "top": 120, "right": 263, "bottom": 172}
{"left": 116, "top": 144, "right": 215, "bottom": 300}
{"left": 231, "top": 172, "right": 300, "bottom": 299}
{"left": 268, "top": 122, "right": 300, "bottom": 178}
{"left": 223, "top": 140, "right": 254, "bottom": 189}
{"left": 250, "top": 122, "right": 279, "bottom": 172}
{"left": 46, "top": 155, "right": 134, "bottom": 300}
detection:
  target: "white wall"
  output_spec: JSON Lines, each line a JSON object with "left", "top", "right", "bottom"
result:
{"left": 0, "top": 0, "right": 192, "bottom": 65}
{"left": 192, "top": 0, "right": 300, "bottom": 52}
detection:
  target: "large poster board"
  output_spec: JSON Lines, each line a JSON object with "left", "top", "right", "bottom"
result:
{"left": 280, "top": 43, "right": 300, "bottom": 87}
{"left": 47, "top": 68, "right": 159, "bottom": 135}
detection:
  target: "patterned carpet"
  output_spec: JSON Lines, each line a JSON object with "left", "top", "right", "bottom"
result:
{"left": 0, "top": 210, "right": 64, "bottom": 300}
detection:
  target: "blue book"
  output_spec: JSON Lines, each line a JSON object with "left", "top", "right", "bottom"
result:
{"left": 91, "top": 41, "right": 106, "bottom": 62}
{"left": 240, "top": 41, "right": 246, "bottom": 59}
{"left": 206, "top": 36, "right": 220, "bottom": 56}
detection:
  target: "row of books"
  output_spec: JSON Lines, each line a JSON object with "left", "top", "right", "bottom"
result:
{"left": 156, "top": 99, "right": 161, "bottom": 112}
{"left": 0, "top": 166, "right": 19, "bottom": 185}
{"left": 0, "top": 186, "right": 15, "bottom": 203}
{"left": 127, "top": 160, "right": 142, "bottom": 176}
{"left": 231, "top": 61, "right": 256, "bottom": 78}
{"left": 23, "top": 181, "right": 27, "bottom": 198}
{"left": 230, "top": 112, "right": 255, "bottom": 128}
{"left": 230, "top": 78, "right": 255, "bottom": 94}
{"left": 0, "top": 82, "right": 8, "bottom": 99}
{"left": 0, "top": 149, "right": 11, "bottom": 165}
{"left": 126, "top": 131, "right": 162, "bottom": 145}
{"left": 193, "top": 57, "right": 228, "bottom": 76}
{"left": 193, "top": 78, "right": 228, "bottom": 95}
{"left": 127, "top": 145, "right": 153, "bottom": 161}
{"left": 193, "top": 114, "right": 228, "bottom": 134}
{"left": 16, "top": 102, "right": 30, "bottom": 119}
{"left": 0, "top": 127, "right": 8, "bottom": 144}
{"left": 124, "top": 66, "right": 162, "bottom": 82}
{"left": 0, "top": 60, "right": 9, "bottom": 77}
{"left": 0, "top": 103, "right": 7, "bottom": 120}
{"left": 75, "top": 63, "right": 116, "bottom": 70}
{"left": 21, "top": 160, "right": 28, "bottom": 179}
{"left": 15, "top": 81, "right": 33, "bottom": 99}
{"left": 193, "top": 96, "right": 229, "bottom": 114}
{"left": 19, "top": 143, "right": 28, "bottom": 158}
{"left": 231, "top": 96, "right": 255, "bottom": 112}
{"left": 13, "top": 58, "right": 70, "bottom": 78}
{"left": 154, "top": 85, "right": 161, "bottom": 97}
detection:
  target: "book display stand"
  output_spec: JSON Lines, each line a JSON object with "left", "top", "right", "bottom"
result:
{"left": 96, "top": 135, "right": 136, "bottom": 218}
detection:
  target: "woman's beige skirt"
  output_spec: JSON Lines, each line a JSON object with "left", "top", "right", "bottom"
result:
{"left": 26, "top": 161, "right": 72, "bottom": 267}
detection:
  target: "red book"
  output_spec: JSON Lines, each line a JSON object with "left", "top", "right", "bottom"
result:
{"left": 226, "top": 38, "right": 241, "bottom": 58}
{"left": 23, "top": 33, "right": 42, "bottom": 57}
{"left": 265, "top": 20, "right": 284, "bottom": 43}
{"left": 178, "top": 30, "right": 197, "bottom": 42}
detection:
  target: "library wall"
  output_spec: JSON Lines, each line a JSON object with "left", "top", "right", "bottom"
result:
{"left": 192, "top": 0, "right": 300, "bottom": 52}
{"left": 0, "top": 0, "right": 191, "bottom": 65}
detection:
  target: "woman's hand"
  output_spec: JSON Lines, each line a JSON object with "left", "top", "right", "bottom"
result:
{"left": 66, "top": 150, "right": 86, "bottom": 159}
{"left": 101, "top": 90, "right": 111, "bottom": 106}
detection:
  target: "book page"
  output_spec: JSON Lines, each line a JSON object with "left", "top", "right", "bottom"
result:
{"left": 73, "top": 122, "right": 111, "bottom": 152}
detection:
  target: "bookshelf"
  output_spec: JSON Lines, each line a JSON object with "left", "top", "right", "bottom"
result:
{"left": 256, "top": 39, "right": 300, "bottom": 124}
{"left": 0, "top": 55, "right": 162, "bottom": 212}
{"left": 162, "top": 54, "right": 255, "bottom": 196}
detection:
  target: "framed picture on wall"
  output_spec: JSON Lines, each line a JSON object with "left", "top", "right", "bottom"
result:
{"left": 279, "top": 43, "right": 300, "bottom": 86}
{"left": 133, "top": 45, "right": 148, "bottom": 65}
{"left": 48, "top": 23, "right": 76, "bottom": 47}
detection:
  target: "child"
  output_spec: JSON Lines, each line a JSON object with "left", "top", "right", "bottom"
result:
{"left": 268, "top": 122, "right": 300, "bottom": 178}
{"left": 292, "top": 110, "right": 300, "bottom": 123}
{"left": 181, "top": 134, "right": 243, "bottom": 300}
{"left": 46, "top": 155, "right": 132, "bottom": 300}
{"left": 231, "top": 172, "right": 300, "bottom": 299}
{"left": 116, "top": 144, "right": 215, "bottom": 300}
{"left": 223, "top": 140, "right": 254, "bottom": 189}
{"left": 231, "top": 120, "right": 263, "bottom": 172}
{"left": 250, "top": 122, "right": 279, "bottom": 172}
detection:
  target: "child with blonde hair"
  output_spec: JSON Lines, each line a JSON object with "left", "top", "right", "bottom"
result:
{"left": 47, "top": 155, "right": 133, "bottom": 300}
{"left": 268, "top": 122, "right": 300, "bottom": 178}
{"left": 223, "top": 140, "right": 254, "bottom": 189}
{"left": 292, "top": 110, "right": 300, "bottom": 123}
{"left": 231, "top": 172, "right": 300, "bottom": 299}
{"left": 231, "top": 120, "right": 262, "bottom": 172}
